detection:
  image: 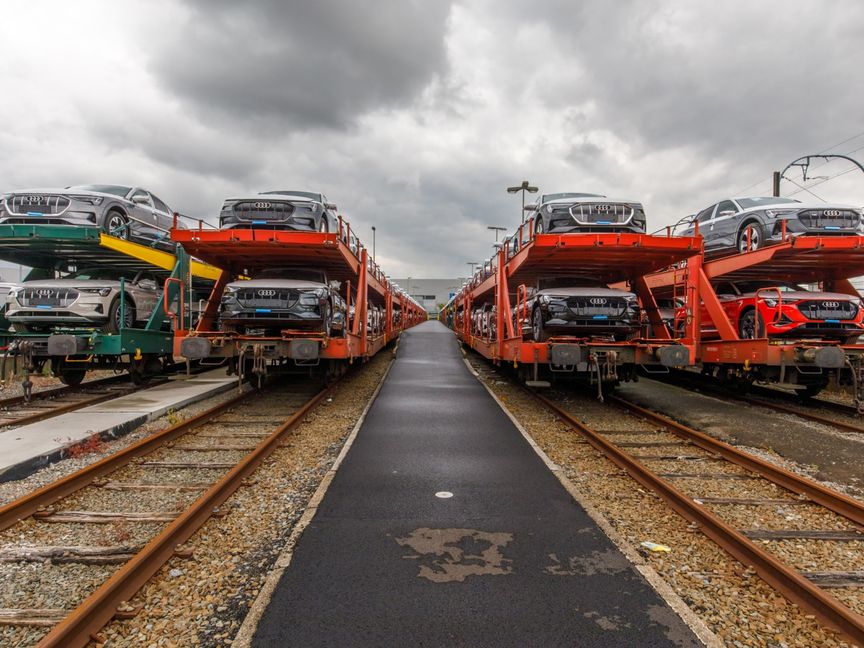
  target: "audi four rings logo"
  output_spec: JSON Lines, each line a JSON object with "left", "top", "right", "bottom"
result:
{"left": 589, "top": 297, "right": 608, "bottom": 305}
{"left": 822, "top": 301, "right": 840, "bottom": 308}
{"left": 594, "top": 204, "right": 614, "bottom": 212}
{"left": 36, "top": 289, "right": 53, "bottom": 296}
{"left": 823, "top": 209, "right": 842, "bottom": 217}
{"left": 257, "top": 289, "right": 277, "bottom": 297}
{"left": 253, "top": 202, "right": 272, "bottom": 209}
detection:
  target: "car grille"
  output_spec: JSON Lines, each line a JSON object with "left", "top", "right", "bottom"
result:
{"left": 6, "top": 195, "right": 70, "bottom": 216}
{"left": 236, "top": 288, "right": 298, "bottom": 309}
{"left": 796, "top": 300, "right": 858, "bottom": 320}
{"left": 565, "top": 296, "right": 628, "bottom": 318}
{"left": 797, "top": 209, "right": 860, "bottom": 230}
{"left": 569, "top": 203, "right": 633, "bottom": 224}
{"left": 232, "top": 201, "right": 294, "bottom": 221}
{"left": 18, "top": 288, "right": 79, "bottom": 307}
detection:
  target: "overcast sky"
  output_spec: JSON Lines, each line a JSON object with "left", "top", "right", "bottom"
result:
{"left": 2, "top": 0, "right": 863, "bottom": 277}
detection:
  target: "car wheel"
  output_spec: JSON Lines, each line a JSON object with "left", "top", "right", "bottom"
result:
{"left": 532, "top": 307, "right": 548, "bottom": 342}
{"left": 11, "top": 322, "right": 33, "bottom": 333}
{"left": 322, "top": 303, "right": 333, "bottom": 334}
{"left": 105, "top": 296, "right": 136, "bottom": 333}
{"left": 841, "top": 334, "right": 861, "bottom": 346}
{"left": 738, "top": 308, "right": 764, "bottom": 339}
{"left": 105, "top": 211, "right": 130, "bottom": 239}
{"left": 534, "top": 218, "right": 545, "bottom": 236}
{"left": 319, "top": 217, "right": 329, "bottom": 233}
{"left": 737, "top": 221, "right": 765, "bottom": 252}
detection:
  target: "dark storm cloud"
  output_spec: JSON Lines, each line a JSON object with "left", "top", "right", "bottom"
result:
{"left": 151, "top": 0, "right": 453, "bottom": 130}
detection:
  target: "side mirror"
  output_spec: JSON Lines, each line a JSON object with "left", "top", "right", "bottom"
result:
{"left": 324, "top": 202, "right": 338, "bottom": 211}
{"left": 131, "top": 195, "right": 150, "bottom": 205}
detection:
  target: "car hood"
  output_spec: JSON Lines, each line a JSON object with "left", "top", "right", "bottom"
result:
{"left": 19, "top": 279, "right": 122, "bottom": 288}
{"left": 538, "top": 287, "right": 636, "bottom": 299}
{"left": 225, "top": 195, "right": 316, "bottom": 204}
{"left": 738, "top": 290, "right": 860, "bottom": 301}
{"left": 5, "top": 188, "right": 131, "bottom": 202}
{"left": 741, "top": 201, "right": 859, "bottom": 214}
{"left": 543, "top": 197, "right": 642, "bottom": 207}
{"left": 227, "top": 279, "right": 327, "bottom": 290}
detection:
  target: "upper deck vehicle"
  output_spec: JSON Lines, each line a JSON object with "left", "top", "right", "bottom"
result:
{"left": 685, "top": 279, "right": 864, "bottom": 344}
{"left": 219, "top": 267, "right": 346, "bottom": 336}
{"left": 677, "top": 196, "right": 864, "bottom": 253}
{"left": 0, "top": 184, "right": 181, "bottom": 248}
{"left": 6, "top": 267, "right": 162, "bottom": 333}
{"left": 218, "top": 190, "right": 338, "bottom": 232}
{"left": 524, "top": 192, "right": 647, "bottom": 235}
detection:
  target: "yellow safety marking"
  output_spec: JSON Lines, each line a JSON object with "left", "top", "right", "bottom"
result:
{"left": 99, "top": 234, "right": 222, "bottom": 281}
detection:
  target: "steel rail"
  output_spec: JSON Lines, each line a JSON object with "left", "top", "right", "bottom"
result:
{"left": 35, "top": 382, "right": 334, "bottom": 648}
{"left": 609, "top": 394, "right": 864, "bottom": 527}
{"left": 740, "top": 393, "right": 864, "bottom": 434}
{"left": 0, "top": 374, "right": 129, "bottom": 410}
{"left": 0, "top": 388, "right": 252, "bottom": 532}
{"left": 532, "top": 392, "right": 864, "bottom": 644}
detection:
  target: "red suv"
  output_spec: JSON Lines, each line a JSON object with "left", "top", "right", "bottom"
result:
{"left": 685, "top": 280, "right": 864, "bottom": 344}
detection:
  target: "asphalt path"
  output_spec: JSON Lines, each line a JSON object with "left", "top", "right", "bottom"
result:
{"left": 252, "top": 320, "right": 700, "bottom": 647}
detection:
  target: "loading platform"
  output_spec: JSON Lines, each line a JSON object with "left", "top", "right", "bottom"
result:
{"left": 170, "top": 219, "right": 425, "bottom": 380}
{"left": 446, "top": 228, "right": 703, "bottom": 387}
{"left": 245, "top": 321, "right": 701, "bottom": 647}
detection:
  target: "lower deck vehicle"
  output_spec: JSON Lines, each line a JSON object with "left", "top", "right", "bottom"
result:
{"left": 6, "top": 268, "right": 162, "bottom": 332}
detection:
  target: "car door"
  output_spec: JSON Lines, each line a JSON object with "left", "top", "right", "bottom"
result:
{"left": 131, "top": 272, "right": 160, "bottom": 320}
{"left": 694, "top": 204, "right": 718, "bottom": 249}
{"left": 128, "top": 189, "right": 158, "bottom": 242}
{"left": 149, "top": 194, "right": 174, "bottom": 245}
{"left": 712, "top": 200, "right": 740, "bottom": 249}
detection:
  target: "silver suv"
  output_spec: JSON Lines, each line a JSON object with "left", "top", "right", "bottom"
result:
{"left": 525, "top": 192, "right": 648, "bottom": 234}
{"left": 0, "top": 184, "right": 181, "bottom": 248}
{"left": 219, "top": 191, "right": 338, "bottom": 231}
{"left": 6, "top": 268, "right": 162, "bottom": 332}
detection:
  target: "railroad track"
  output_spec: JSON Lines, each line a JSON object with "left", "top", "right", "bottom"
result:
{"left": 532, "top": 388, "right": 864, "bottom": 645}
{"left": 0, "top": 378, "right": 331, "bottom": 647}
{"left": 0, "top": 375, "right": 158, "bottom": 428}
{"left": 658, "top": 370, "right": 864, "bottom": 435}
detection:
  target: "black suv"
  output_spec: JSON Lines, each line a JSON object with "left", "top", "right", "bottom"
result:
{"left": 525, "top": 192, "right": 647, "bottom": 234}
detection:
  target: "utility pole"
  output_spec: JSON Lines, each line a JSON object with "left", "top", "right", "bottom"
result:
{"left": 467, "top": 262, "right": 479, "bottom": 274}
{"left": 487, "top": 225, "right": 506, "bottom": 242}
{"left": 506, "top": 180, "right": 539, "bottom": 224}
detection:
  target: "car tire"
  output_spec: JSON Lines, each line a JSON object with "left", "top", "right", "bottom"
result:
{"left": 532, "top": 307, "right": 548, "bottom": 342}
{"left": 842, "top": 334, "right": 861, "bottom": 346}
{"left": 105, "top": 210, "right": 131, "bottom": 240}
{"left": 738, "top": 307, "right": 764, "bottom": 339}
{"left": 737, "top": 221, "right": 765, "bottom": 252}
{"left": 534, "top": 218, "right": 545, "bottom": 236}
{"left": 104, "top": 295, "right": 136, "bottom": 333}
{"left": 11, "top": 322, "right": 33, "bottom": 333}
{"left": 319, "top": 217, "right": 329, "bottom": 233}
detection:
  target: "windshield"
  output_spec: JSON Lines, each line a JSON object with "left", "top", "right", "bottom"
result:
{"left": 253, "top": 267, "right": 327, "bottom": 283}
{"left": 68, "top": 268, "right": 136, "bottom": 281}
{"left": 260, "top": 191, "right": 321, "bottom": 201}
{"left": 538, "top": 276, "right": 602, "bottom": 289}
{"left": 736, "top": 197, "right": 799, "bottom": 209}
{"left": 68, "top": 184, "right": 131, "bottom": 197}
{"left": 733, "top": 281, "right": 804, "bottom": 293}
{"left": 541, "top": 192, "right": 604, "bottom": 203}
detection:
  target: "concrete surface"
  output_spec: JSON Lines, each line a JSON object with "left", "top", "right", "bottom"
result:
{"left": 618, "top": 378, "right": 864, "bottom": 488}
{"left": 0, "top": 369, "right": 236, "bottom": 481}
{"left": 251, "top": 321, "right": 701, "bottom": 647}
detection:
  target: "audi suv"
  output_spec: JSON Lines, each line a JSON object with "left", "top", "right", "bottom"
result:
{"left": 684, "top": 279, "right": 864, "bottom": 344}
{"left": 0, "top": 184, "right": 181, "bottom": 248}
{"left": 519, "top": 277, "right": 641, "bottom": 341}
{"left": 219, "top": 267, "right": 346, "bottom": 335}
{"left": 6, "top": 268, "right": 162, "bottom": 332}
{"left": 525, "top": 192, "right": 647, "bottom": 235}
{"left": 676, "top": 196, "right": 864, "bottom": 253}
{"left": 218, "top": 191, "right": 339, "bottom": 232}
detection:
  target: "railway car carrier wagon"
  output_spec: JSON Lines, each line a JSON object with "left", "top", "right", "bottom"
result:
{"left": 443, "top": 218, "right": 703, "bottom": 395}
{"left": 171, "top": 216, "right": 425, "bottom": 385}
{"left": 644, "top": 228, "right": 864, "bottom": 404}
{"left": 0, "top": 224, "right": 219, "bottom": 394}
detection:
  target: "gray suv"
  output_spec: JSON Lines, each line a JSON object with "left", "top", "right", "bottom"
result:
{"left": 0, "top": 184, "right": 181, "bottom": 248}
{"left": 677, "top": 196, "right": 864, "bottom": 253}
{"left": 219, "top": 191, "right": 338, "bottom": 231}
{"left": 6, "top": 268, "right": 162, "bottom": 332}
{"left": 525, "top": 192, "right": 647, "bottom": 234}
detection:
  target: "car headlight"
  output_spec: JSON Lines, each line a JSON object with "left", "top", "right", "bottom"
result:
{"left": 69, "top": 195, "right": 104, "bottom": 206}
{"left": 220, "top": 201, "right": 239, "bottom": 211}
{"left": 764, "top": 209, "right": 794, "bottom": 218}
{"left": 79, "top": 287, "right": 112, "bottom": 296}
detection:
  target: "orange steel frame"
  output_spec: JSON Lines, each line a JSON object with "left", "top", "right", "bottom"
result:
{"left": 447, "top": 218, "right": 703, "bottom": 367}
{"left": 644, "top": 228, "right": 864, "bottom": 367}
{"left": 170, "top": 216, "right": 425, "bottom": 362}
